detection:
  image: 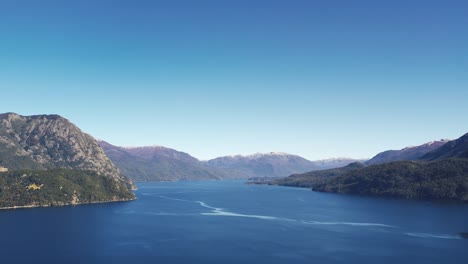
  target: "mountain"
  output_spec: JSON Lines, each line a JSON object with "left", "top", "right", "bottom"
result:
{"left": 99, "top": 141, "right": 230, "bottom": 181}
{"left": 100, "top": 142, "right": 363, "bottom": 181}
{"left": 206, "top": 153, "right": 363, "bottom": 178}
{"left": 0, "top": 113, "right": 135, "bottom": 208}
{"left": 421, "top": 133, "right": 468, "bottom": 160}
{"left": 269, "top": 158, "right": 468, "bottom": 202}
{"left": 365, "top": 140, "right": 449, "bottom": 165}
{"left": 268, "top": 132, "right": 468, "bottom": 202}
{"left": 312, "top": 159, "right": 468, "bottom": 202}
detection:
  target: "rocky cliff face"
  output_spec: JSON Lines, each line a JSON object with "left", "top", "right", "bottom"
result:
{"left": 0, "top": 113, "right": 134, "bottom": 189}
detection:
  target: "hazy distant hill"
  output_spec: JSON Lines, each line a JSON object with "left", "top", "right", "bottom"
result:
{"left": 101, "top": 141, "right": 363, "bottom": 181}
{"left": 312, "top": 158, "right": 368, "bottom": 170}
{"left": 206, "top": 153, "right": 363, "bottom": 178}
{"left": 266, "top": 162, "right": 366, "bottom": 188}
{"left": 0, "top": 113, "right": 135, "bottom": 208}
{"left": 99, "top": 141, "right": 230, "bottom": 181}
{"left": 366, "top": 140, "right": 449, "bottom": 165}
{"left": 421, "top": 133, "right": 468, "bottom": 160}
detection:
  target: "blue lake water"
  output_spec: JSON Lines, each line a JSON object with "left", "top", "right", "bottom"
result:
{"left": 1, "top": 180, "right": 468, "bottom": 264}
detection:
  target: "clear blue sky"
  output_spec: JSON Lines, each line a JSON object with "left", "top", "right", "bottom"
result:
{"left": 1, "top": 0, "right": 467, "bottom": 160}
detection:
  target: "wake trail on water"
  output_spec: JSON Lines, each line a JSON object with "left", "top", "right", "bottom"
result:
{"left": 157, "top": 195, "right": 394, "bottom": 227}
{"left": 405, "top": 233, "right": 462, "bottom": 240}
{"left": 156, "top": 195, "right": 466, "bottom": 240}
{"left": 158, "top": 195, "right": 280, "bottom": 220}
{"left": 302, "top": 221, "right": 394, "bottom": 228}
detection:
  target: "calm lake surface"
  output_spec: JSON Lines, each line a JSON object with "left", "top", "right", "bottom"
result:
{"left": 1, "top": 180, "right": 467, "bottom": 264}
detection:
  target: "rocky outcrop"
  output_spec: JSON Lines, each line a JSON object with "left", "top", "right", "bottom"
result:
{"left": 0, "top": 113, "right": 135, "bottom": 190}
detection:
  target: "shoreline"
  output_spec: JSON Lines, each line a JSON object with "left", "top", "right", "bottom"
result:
{"left": 247, "top": 181, "right": 468, "bottom": 204}
{"left": 0, "top": 197, "right": 137, "bottom": 211}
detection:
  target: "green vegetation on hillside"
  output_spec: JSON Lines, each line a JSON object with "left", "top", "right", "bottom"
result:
{"left": 258, "top": 131, "right": 468, "bottom": 202}
{"left": 0, "top": 169, "right": 135, "bottom": 208}
{"left": 282, "top": 159, "right": 468, "bottom": 202}
{"left": 271, "top": 162, "right": 365, "bottom": 187}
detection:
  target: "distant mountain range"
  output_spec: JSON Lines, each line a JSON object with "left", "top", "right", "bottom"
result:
{"left": 264, "top": 132, "right": 468, "bottom": 202}
{"left": 206, "top": 153, "right": 363, "bottom": 179}
{"left": 365, "top": 140, "right": 449, "bottom": 165}
{"left": 100, "top": 142, "right": 364, "bottom": 181}
{"left": 99, "top": 141, "right": 228, "bottom": 181}
{"left": 0, "top": 112, "right": 365, "bottom": 200}
{"left": 0, "top": 113, "right": 135, "bottom": 208}
{"left": 2, "top": 111, "right": 466, "bottom": 206}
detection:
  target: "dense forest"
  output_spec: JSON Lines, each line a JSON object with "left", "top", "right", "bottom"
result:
{"left": 313, "top": 159, "right": 468, "bottom": 201}
{"left": 270, "top": 162, "right": 366, "bottom": 187}
{"left": 0, "top": 169, "right": 135, "bottom": 208}
{"left": 273, "top": 159, "right": 468, "bottom": 202}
